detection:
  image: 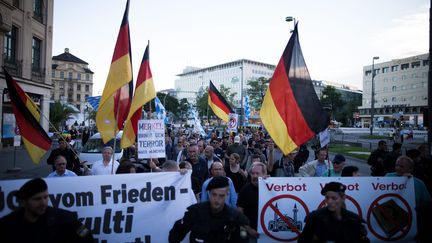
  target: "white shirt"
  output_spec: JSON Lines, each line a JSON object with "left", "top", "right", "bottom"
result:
{"left": 91, "top": 160, "right": 119, "bottom": 175}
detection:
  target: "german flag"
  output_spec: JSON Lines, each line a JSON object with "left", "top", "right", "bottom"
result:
{"left": 96, "top": 0, "right": 133, "bottom": 143}
{"left": 208, "top": 81, "right": 234, "bottom": 122}
{"left": 2, "top": 67, "right": 52, "bottom": 164}
{"left": 121, "top": 44, "right": 156, "bottom": 148}
{"left": 260, "top": 24, "right": 328, "bottom": 155}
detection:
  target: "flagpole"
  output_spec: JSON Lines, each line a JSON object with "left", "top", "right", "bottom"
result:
{"left": 111, "top": 93, "right": 122, "bottom": 175}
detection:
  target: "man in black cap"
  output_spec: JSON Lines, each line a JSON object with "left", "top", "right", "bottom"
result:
{"left": 169, "top": 176, "right": 251, "bottom": 243}
{"left": 0, "top": 178, "right": 93, "bottom": 243}
{"left": 298, "top": 182, "right": 369, "bottom": 243}
{"left": 321, "top": 154, "right": 346, "bottom": 177}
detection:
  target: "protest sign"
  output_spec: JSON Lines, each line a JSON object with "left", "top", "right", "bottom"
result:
{"left": 137, "top": 119, "right": 166, "bottom": 159}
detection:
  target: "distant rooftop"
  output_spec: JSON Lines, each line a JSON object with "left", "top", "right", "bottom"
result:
{"left": 53, "top": 48, "right": 88, "bottom": 65}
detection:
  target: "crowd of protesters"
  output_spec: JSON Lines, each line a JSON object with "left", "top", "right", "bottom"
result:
{"left": 31, "top": 125, "right": 432, "bottom": 242}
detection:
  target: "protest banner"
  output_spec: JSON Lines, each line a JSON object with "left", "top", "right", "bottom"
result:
{"left": 0, "top": 172, "right": 196, "bottom": 243}
{"left": 228, "top": 113, "right": 238, "bottom": 133}
{"left": 137, "top": 119, "right": 166, "bottom": 159}
{"left": 258, "top": 177, "right": 416, "bottom": 243}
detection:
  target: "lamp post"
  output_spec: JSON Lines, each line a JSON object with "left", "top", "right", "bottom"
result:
{"left": 370, "top": 56, "right": 379, "bottom": 135}
{"left": 285, "top": 16, "right": 296, "bottom": 31}
{"left": 240, "top": 62, "right": 244, "bottom": 126}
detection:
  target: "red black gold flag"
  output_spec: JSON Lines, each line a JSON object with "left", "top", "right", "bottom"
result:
{"left": 2, "top": 67, "right": 52, "bottom": 163}
{"left": 208, "top": 81, "right": 234, "bottom": 122}
{"left": 96, "top": 0, "right": 133, "bottom": 143}
{"left": 260, "top": 24, "right": 329, "bottom": 155}
{"left": 121, "top": 44, "right": 156, "bottom": 148}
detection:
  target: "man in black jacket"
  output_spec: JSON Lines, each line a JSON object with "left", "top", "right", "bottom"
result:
{"left": 367, "top": 140, "right": 388, "bottom": 176}
{"left": 169, "top": 176, "right": 250, "bottom": 243}
{"left": 0, "top": 178, "right": 93, "bottom": 243}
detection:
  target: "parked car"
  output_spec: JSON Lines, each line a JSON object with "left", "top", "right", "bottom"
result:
{"left": 79, "top": 131, "right": 123, "bottom": 168}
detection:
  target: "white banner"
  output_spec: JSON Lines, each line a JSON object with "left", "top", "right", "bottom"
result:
{"left": 228, "top": 113, "right": 238, "bottom": 133}
{"left": 258, "top": 177, "right": 416, "bottom": 243}
{"left": 0, "top": 172, "right": 197, "bottom": 243}
{"left": 319, "top": 128, "right": 330, "bottom": 148}
{"left": 137, "top": 119, "right": 166, "bottom": 159}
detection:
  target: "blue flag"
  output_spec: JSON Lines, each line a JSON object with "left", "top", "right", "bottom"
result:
{"left": 244, "top": 95, "right": 250, "bottom": 126}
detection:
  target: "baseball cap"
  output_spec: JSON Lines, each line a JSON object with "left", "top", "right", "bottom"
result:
{"left": 332, "top": 154, "right": 346, "bottom": 164}
{"left": 234, "top": 135, "right": 240, "bottom": 143}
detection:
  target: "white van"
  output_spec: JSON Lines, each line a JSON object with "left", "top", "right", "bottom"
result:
{"left": 79, "top": 131, "right": 123, "bottom": 168}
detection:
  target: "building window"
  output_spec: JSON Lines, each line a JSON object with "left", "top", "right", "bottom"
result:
{"left": 86, "top": 74, "right": 90, "bottom": 81}
{"left": 382, "top": 67, "right": 389, "bottom": 73}
{"left": 77, "top": 94, "right": 81, "bottom": 100}
{"left": 411, "top": 61, "right": 420, "bottom": 68}
{"left": 32, "top": 37, "right": 42, "bottom": 71}
{"left": 373, "top": 69, "right": 379, "bottom": 75}
{"left": 33, "top": 0, "right": 43, "bottom": 21}
{"left": 77, "top": 73, "right": 81, "bottom": 80}
{"left": 392, "top": 97, "right": 396, "bottom": 102}
{"left": 423, "top": 60, "right": 429, "bottom": 66}
{"left": 68, "top": 72, "right": 73, "bottom": 80}
{"left": 51, "top": 70, "right": 55, "bottom": 78}
{"left": 77, "top": 84, "right": 81, "bottom": 91}
{"left": 60, "top": 71, "right": 64, "bottom": 78}
{"left": 85, "top": 85, "right": 89, "bottom": 92}
{"left": 401, "top": 75, "right": 406, "bottom": 80}
{"left": 365, "top": 70, "right": 372, "bottom": 76}
{"left": 392, "top": 86, "right": 397, "bottom": 91}
{"left": 401, "top": 63, "right": 409, "bottom": 70}
{"left": 4, "top": 26, "right": 18, "bottom": 63}
{"left": 391, "top": 65, "right": 398, "bottom": 71}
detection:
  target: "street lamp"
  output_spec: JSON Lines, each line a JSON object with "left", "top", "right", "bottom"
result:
{"left": 240, "top": 62, "right": 244, "bottom": 126}
{"left": 285, "top": 16, "right": 296, "bottom": 32}
{"left": 370, "top": 56, "right": 379, "bottom": 135}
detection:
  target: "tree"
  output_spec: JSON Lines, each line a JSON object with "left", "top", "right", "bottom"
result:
{"left": 177, "top": 98, "right": 190, "bottom": 120}
{"left": 49, "top": 101, "right": 79, "bottom": 131}
{"left": 195, "top": 84, "right": 236, "bottom": 120}
{"left": 246, "top": 77, "right": 269, "bottom": 110}
{"left": 320, "top": 86, "right": 344, "bottom": 122}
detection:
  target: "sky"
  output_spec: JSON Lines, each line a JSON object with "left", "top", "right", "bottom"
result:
{"left": 52, "top": 0, "right": 429, "bottom": 95}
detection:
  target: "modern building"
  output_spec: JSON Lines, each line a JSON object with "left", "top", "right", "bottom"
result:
{"left": 51, "top": 48, "right": 94, "bottom": 112}
{"left": 0, "top": 0, "right": 54, "bottom": 146}
{"left": 174, "top": 59, "right": 275, "bottom": 106}
{"left": 358, "top": 53, "right": 428, "bottom": 128}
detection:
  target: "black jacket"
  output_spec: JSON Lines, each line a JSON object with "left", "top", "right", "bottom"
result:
{"left": 169, "top": 201, "right": 249, "bottom": 243}
{"left": 0, "top": 207, "right": 93, "bottom": 243}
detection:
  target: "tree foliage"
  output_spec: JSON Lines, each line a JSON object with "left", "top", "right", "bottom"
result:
{"left": 320, "top": 86, "right": 344, "bottom": 121}
{"left": 246, "top": 77, "right": 269, "bottom": 110}
{"left": 49, "top": 101, "right": 79, "bottom": 131}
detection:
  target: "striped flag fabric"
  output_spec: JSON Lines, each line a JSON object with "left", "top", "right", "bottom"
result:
{"left": 244, "top": 95, "right": 250, "bottom": 125}
{"left": 260, "top": 24, "right": 329, "bottom": 155}
{"left": 2, "top": 67, "right": 52, "bottom": 163}
{"left": 154, "top": 96, "right": 166, "bottom": 120}
{"left": 208, "top": 81, "right": 234, "bottom": 122}
{"left": 121, "top": 44, "right": 156, "bottom": 148}
{"left": 96, "top": 0, "right": 133, "bottom": 144}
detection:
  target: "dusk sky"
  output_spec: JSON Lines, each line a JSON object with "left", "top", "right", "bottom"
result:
{"left": 53, "top": 0, "right": 429, "bottom": 95}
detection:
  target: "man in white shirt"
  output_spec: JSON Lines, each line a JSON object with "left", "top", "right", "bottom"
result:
{"left": 91, "top": 147, "right": 119, "bottom": 175}
{"left": 47, "top": 155, "right": 77, "bottom": 178}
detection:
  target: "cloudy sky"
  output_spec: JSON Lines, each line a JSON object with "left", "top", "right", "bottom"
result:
{"left": 52, "top": 0, "right": 429, "bottom": 95}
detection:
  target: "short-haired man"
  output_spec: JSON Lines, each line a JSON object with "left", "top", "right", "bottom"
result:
{"left": 169, "top": 176, "right": 250, "bottom": 243}
{"left": 0, "top": 178, "right": 93, "bottom": 242}
{"left": 186, "top": 144, "right": 209, "bottom": 184}
{"left": 367, "top": 140, "right": 388, "bottom": 176}
{"left": 203, "top": 145, "right": 222, "bottom": 169}
{"left": 91, "top": 146, "right": 119, "bottom": 175}
{"left": 299, "top": 148, "right": 331, "bottom": 177}
{"left": 47, "top": 139, "right": 81, "bottom": 175}
{"left": 237, "top": 162, "right": 267, "bottom": 240}
{"left": 47, "top": 155, "right": 78, "bottom": 177}
{"left": 200, "top": 162, "right": 237, "bottom": 207}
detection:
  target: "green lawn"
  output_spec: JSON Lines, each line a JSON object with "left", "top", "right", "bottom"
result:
{"left": 328, "top": 144, "right": 371, "bottom": 161}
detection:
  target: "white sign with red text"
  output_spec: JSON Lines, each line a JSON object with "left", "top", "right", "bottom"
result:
{"left": 137, "top": 119, "right": 166, "bottom": 159}
{"left": 258, "top": 177, "right": 416, "bottom": 243}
